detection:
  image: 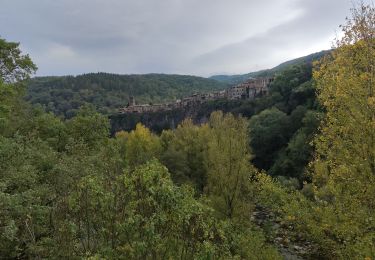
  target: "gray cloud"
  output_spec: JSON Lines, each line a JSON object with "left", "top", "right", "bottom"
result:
{"left": 0, "top": 0, "right": 369, "bottom": 76}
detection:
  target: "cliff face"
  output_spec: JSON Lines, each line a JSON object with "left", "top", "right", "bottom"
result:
{"left": 110, "top": 99, "right": 246, "bottom": 134}
{"left": 110, "top": 104, "right": 209, "bottom": 134}
{"left": 110, "top": 76, "right": 275, "bottom": 134}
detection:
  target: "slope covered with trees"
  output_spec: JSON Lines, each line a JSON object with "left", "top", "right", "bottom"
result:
{"left": 26, "top": 73, "right": 228, "bottom": 118}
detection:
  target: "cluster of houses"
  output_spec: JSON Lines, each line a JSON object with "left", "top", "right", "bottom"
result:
{"left": 226, "top": 77, "right": 273, "bottom": 99}
{"left": 119, "top": 77, "right": 274, "bottom": 114}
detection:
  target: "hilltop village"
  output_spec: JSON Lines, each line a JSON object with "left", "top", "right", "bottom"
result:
{"left": 119, "top": 77, "right": 274, "bottom": 113}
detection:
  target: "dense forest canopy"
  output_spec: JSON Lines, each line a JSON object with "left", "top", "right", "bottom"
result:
{"left": 26, "top": 73, "right": 228, "bottom": 118}
{"left": 0, "top": 3, "right": 374, "bottom": 259}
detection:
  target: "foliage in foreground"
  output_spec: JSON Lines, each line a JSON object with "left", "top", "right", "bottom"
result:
{"left": 0, "top": 106, "right": 280, "bottom": 258}
{"left": 0, "top": 40, "right": 279, "bottom": 258}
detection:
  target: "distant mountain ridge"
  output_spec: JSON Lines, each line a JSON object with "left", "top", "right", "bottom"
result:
{"left": 210, "top": 50, "right": 331, "bottom": 85}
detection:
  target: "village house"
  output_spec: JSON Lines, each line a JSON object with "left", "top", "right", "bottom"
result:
{"left": 226, "top": 77, "right": 274, "bottom": 100}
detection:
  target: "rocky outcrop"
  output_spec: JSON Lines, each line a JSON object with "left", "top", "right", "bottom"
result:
{"left": 252, "top": 205, "right": 316, "bottom": 259}
{"left": 110, "top": 102, "right": 210, "bottom": 134}
{"left": 110, "top": 97, "right": 252, "bottom": 134}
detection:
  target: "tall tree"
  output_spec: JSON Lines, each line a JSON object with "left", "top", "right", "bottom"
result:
{"left": 160, "top": 119, "right": 210, "bottom": 192}
{"left": 249, "top": 107, "right": 291, "bottom": 170}
{"left": 311, "top": 3, "right": 375, "bottom": 257}
{"left": 66, "top": 105, "right": 110, "bottom": 149}
{"left": 0, "top": 38, "right": 37, "bottom": 135}
{"left": 117, "top": 123, "right": 161, "bottom": 169}
{"left": 205, "top": 111, "right": 257, "bottom": 220}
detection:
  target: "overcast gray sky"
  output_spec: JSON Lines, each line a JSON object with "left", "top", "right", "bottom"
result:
{"left": 0, "top": 0, "right": 368, "bottom": 77}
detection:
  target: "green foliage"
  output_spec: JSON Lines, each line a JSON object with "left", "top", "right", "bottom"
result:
{"left": 249, "top": 108, "right": 291, "bottom": 170}
{"left": 0, "top": 121, "right": 280, "bottom": 258}
{"left": 0, "top": 37, "right": 37, "bottom": 83}
{"left": 0, "top": 134, "right": 58, "bottom": 258}
{"left": 0, "top": 82, "right": 34, "bottom": 137}
{"left": 0, "top": 38, "right": 279, "bottom": 257}
{"left": 8, "top": 3, "right": 375, "bottom": 255}
{"left": 111, "top": 61, "right": 322, "bottom": 182}
{"left": 0, "top": 82, "right": 17, "bottom": 133}
{"left": 112, "top": 160, "right": 218, "bottom": 259}
{"left": 309, "top": 4, "right": 375, "bottom": 257}
{"left": 66, "top": 105, "right": 110, "bottom": 149}
{"left": 160, "top": 119, "right": 210, "bottom": 192}
{"left": 205, "top": 111, "right": 257, "bottom": 220}
{"left": 176, "top": 63, "right": 320, "bottom": 182}
{"left": 269, "top": 110, "right": 322, "bottom": 180}
{"left": 160, "top": 112, "right": 261, "bottom": 223}
{"left": 253, "top": 4, "right": 375, "bottom": 259}
{"left": 117, "top": 123, "right": 161, "bottom": 169}
{"left": 244, "top": 64, "right": 321, "bottom": 180}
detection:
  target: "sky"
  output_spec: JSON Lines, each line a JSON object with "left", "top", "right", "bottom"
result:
{"left": 0, "top": 0, "right": 368, "bottom": 77}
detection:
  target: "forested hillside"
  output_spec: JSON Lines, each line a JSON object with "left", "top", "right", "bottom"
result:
{"left": 26, "top": 73, "right": 228, "bottom": 118}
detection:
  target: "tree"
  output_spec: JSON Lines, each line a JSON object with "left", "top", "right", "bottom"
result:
{"left": 269, "top": 110, "right": 322, "bottom": 181}
{"left": 249, "top": 107, "right": 291, "bottom": 170}
{"left": 160, "top": 119, "right": 210, "bottom": 192}
{"left": 66, "top": 105, "right": 110, "bottom": 149}
{"left": 270, "top": 64, "right": 313, "bottom": 113}
{"left": 308, "top": 3, "right": 375, "bottom": 257}
{"left": 205, "top": 111, "right": 257, "bottom": 220}
{"left": 0, "top": 134, "right": 59, "bottom": 258}
{"left": 117, "top": 123, "right": 161, "bottom": 169}
{"left": 0, "top": 38, "right": 37, "bottom": 135}
{"left": 0, "top": 37, "right": 37, "bottom": 83}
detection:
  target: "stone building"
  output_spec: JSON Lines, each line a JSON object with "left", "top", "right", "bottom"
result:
{"left": 226, "top": 77, "right": 274, "bottom": 100}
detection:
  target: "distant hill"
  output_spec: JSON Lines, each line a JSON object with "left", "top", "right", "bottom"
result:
{"left": 210, "top": 50, "right": 331, "bottom": 85}
{"left": 26, "top": 73, "right": 228, "bottom": 118}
